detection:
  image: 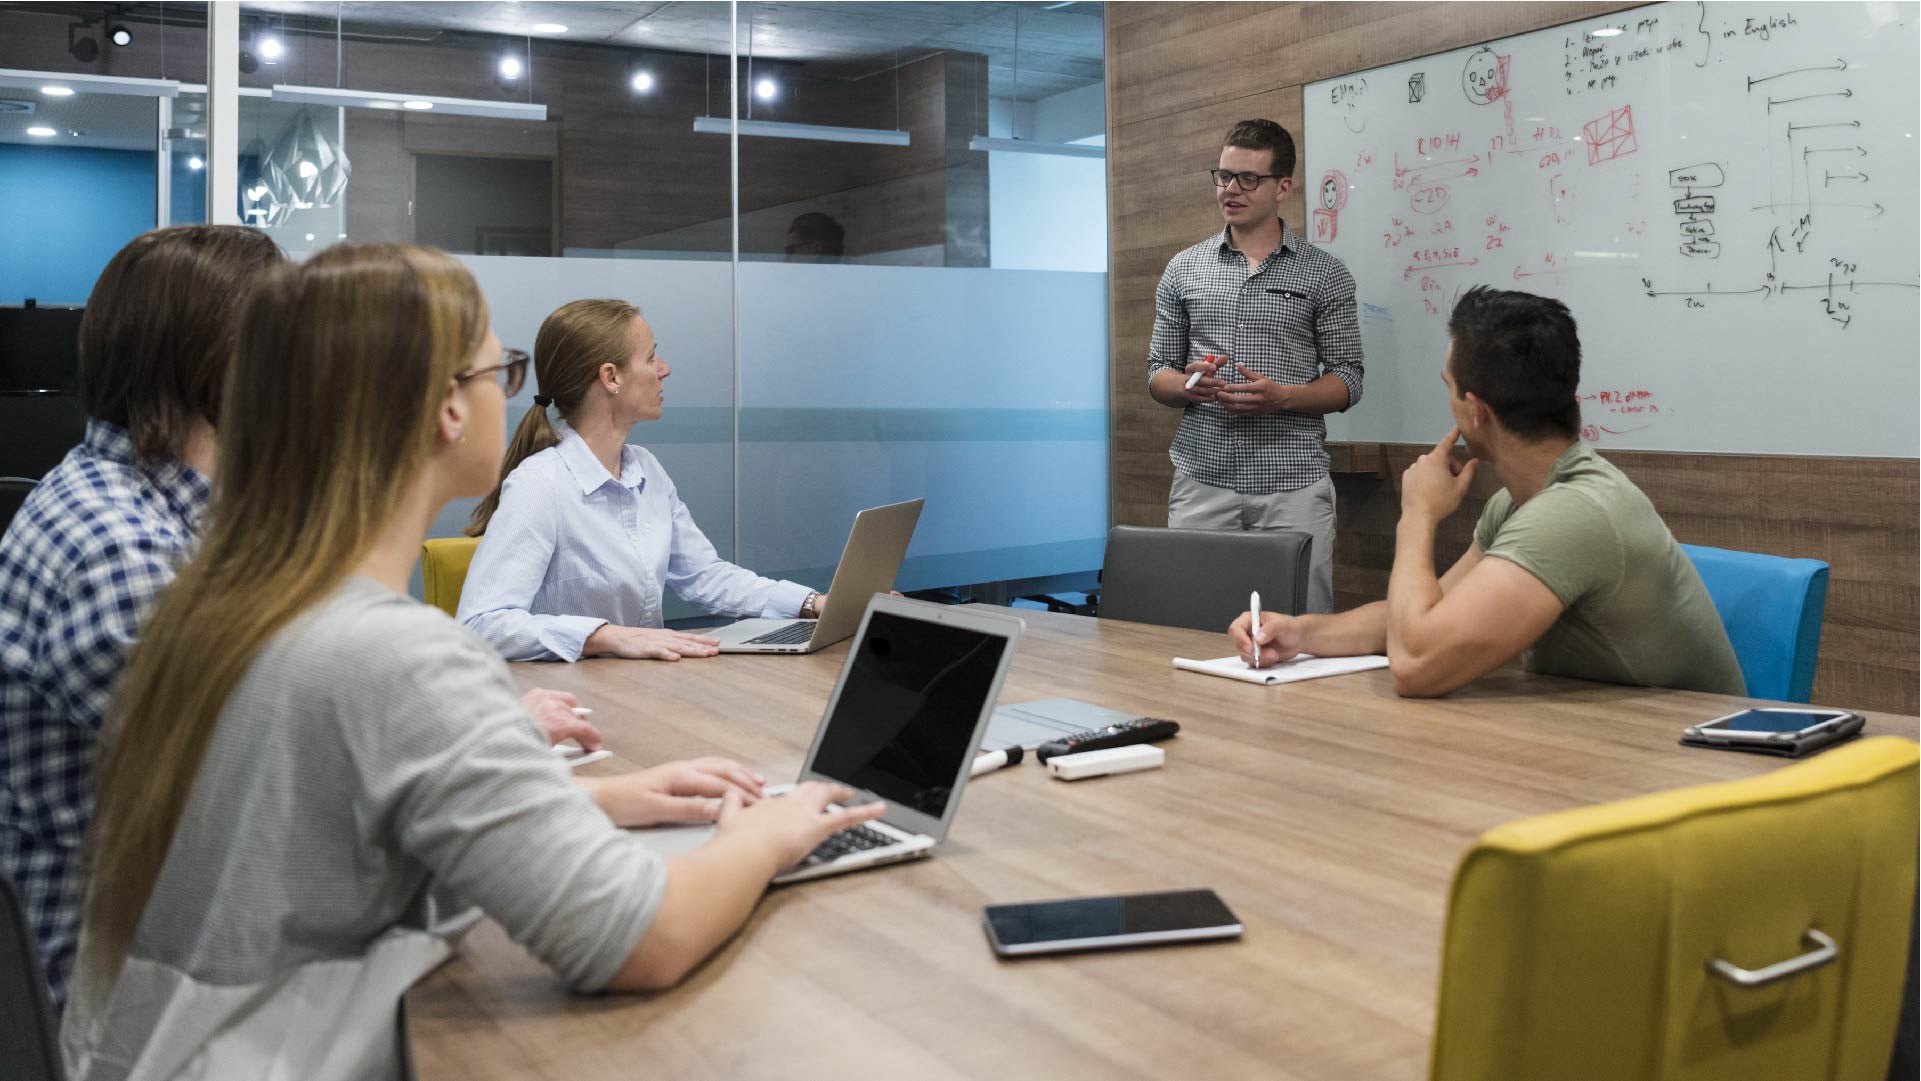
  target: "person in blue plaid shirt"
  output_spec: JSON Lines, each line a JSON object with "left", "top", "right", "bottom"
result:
{"left": 0, "top": 226, "right": 284, "bottom": 1008}
{"left": 1146, "top": 120, "right": 1365, "bottom": 614}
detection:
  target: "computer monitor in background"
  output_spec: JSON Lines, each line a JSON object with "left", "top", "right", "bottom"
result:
{"left": 0, "top": 304, "right": 84, "bottom": 391}
{"left": 0, "top": 305, "right": 89, "bottom": 492}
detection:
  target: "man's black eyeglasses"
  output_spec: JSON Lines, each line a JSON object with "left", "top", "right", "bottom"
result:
{"left": 457, "top": 348, "right": 530, "bottom": 397}
{"left": 1209, "top": 168, "right": 1281, "bottom": 191}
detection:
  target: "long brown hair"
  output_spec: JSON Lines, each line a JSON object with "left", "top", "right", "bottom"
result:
{"left": 78, "top": 225, "right": 283, "bottom": 459}
{"left": 83, "top": 243, "right": 488, "bottom": 980}
{"left": 465, "top": 298, "right": 639, "bottom": 535}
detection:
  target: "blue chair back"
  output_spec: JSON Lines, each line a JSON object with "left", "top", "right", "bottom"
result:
{"left": 1679, "top": 543, "right": 1829, "bottom": 702}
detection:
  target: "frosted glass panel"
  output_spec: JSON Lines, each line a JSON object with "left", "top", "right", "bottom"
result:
{"left": 736, "top": 263, "right": 1107, "bottom": 590}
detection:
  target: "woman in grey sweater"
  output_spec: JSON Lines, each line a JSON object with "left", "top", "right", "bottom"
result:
{"left": 63, "top": 243, "right": 884, "bottom": 1081}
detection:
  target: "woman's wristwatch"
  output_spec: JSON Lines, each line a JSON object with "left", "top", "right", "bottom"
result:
{"left": 799, "top": 591, "right": 821, "bottom": 619}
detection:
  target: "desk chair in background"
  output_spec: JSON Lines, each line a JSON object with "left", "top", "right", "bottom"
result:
{"left": 1097, "top": 525, "right": 1311, "bottom": 632}
{"left": 1682, "top": 544, "right": 1829, "bottom": 703}
{"left": 1431, "top": 736, "right": 1918, "bottom": 1081}
{"left": 1, "top": 875, "right": 65, "bottom": 1081}
{"left": 421, "top": 536, "right": 480, "bottom": 618}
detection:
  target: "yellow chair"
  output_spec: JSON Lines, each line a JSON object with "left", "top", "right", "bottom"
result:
{"left": 420, "top": 536, "right": 480, "bottom": 618}
{"left": 1432, "top": 736, "right": 1919, "bottom": 1081}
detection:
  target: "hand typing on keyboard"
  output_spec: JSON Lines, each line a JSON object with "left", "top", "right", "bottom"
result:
{"left": 715, "top": 781, "right": 888, "bottom": 876}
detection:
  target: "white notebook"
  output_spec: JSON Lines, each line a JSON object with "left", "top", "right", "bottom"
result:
{"left": 1171, "top": 653, "right": 1390, "bottom": 686}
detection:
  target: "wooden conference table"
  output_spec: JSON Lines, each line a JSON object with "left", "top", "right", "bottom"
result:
{"left": 409, "top": 608, "right": 1920, "bottom": 1081}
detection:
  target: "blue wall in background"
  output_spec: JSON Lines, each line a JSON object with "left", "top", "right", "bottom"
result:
{"left": 0, "top": 144, "right": 155, "bottom": 306}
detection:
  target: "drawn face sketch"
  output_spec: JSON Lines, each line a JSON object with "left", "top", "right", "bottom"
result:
{"left": 1320, "top": 176, "right": 1341, "bottom": 211}
{"left": 1462, "top": 48, "right": 1501, "bottom": 106}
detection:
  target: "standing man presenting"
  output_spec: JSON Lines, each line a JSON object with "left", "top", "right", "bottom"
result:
{"left": 1145, "top": 119, "right": 1364, "bottom": 613}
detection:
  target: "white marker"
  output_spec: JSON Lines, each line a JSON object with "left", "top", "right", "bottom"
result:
{"left": 1184, "top": 369, "right": 1205, "bottom": 389}
{"left": 1247, "top": 590, "right": 1263, "bottom": 665}
{"left": 970, "top": 745, "right": 1024, "bottom": 777}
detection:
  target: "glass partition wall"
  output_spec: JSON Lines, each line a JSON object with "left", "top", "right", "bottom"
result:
{"left": 0, "top": 1, "right": 1109, "bottom": 611}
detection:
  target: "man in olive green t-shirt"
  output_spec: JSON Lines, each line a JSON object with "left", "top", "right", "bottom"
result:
{"left": 1227, "top": 285, "right": 1743, "bottom": 698}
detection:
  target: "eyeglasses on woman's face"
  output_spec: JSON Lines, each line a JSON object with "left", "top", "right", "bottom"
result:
{"left": 456, "top": 348, "right": 529, "bottom": 397}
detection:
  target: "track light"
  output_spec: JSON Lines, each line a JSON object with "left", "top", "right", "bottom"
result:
{"left": 67, "top": 25, "right": 99, "bottom": 63}
{"left": 109, "top": 25, "right": 132, "bottom": 47}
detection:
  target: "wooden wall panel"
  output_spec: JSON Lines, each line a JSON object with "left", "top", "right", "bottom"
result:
{"left": 1106, "top": 2, "right": 1918, "bottom": 714}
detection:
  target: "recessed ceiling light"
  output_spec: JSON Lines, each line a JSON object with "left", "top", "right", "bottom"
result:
{"left": 754, "top": 77, "right": 777, "bottom": 101}
{"left": 27, "top": 125, "right": 56, "bottom": 137}
{"left": 631, "top": 71, "right": 655, "bottom": 93}
{"left": 259, "top": 35, "right": 285, "bottom": 60}
{"left": 41, "top": 86, "right": 74, "bottom": 97}
{"left": 402, "top": 100, "right": 434, "bottom": 110}
{"left": 531, "top": 23, "right": 568, "bottom": 34}
{"left": 498, "top": 55, "right": 523, "bottom": 80}
{"left": 1591, "top": 27, "right": 1624, "bottom": 37}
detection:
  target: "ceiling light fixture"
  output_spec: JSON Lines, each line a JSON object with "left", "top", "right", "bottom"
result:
{"left": 188, "top": 155, "right": 204, "bottom": 170}
{"left": 108, "top": 25, "right": 132, "bottom": 47}
{"left": 26, "top": 125, "right": 56, "bottom": 137}
{"left": 497, "top": 55, "right": 523, "bottom": 80}
{"left": 259, "top": 35, "right": 285, "bottom": 60}
{"left": 66, "top": 26, "right": 99, "bottom": 63}
{"left": 631, "top": 71, "right": 654, "bottom": 93}
{"left": 691, "top": 116, "right": 909, "bottom": 146}
{"left": 41, "top": 85, "right": 74, "bottom": 97}
{"left": 966, "top": 135, "right": 1105, "bottom": 159}
{"left": 754, "top": 77, "right": 777, "bottom": 102}
{"left": 531, "top": 23, "right": 568, "bottom": 34}
{"left": 272, "top": 84, "right": 545, "bottom": 120}
{"left": 0, "top": 69, "right": 181, "bottom": 98}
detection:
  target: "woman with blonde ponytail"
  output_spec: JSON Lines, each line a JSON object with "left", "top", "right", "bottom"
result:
{"left": 458, "top": 299, "right": 825, "bottom": 662}
{"left": 63, "top": 246, "right": 885, "bottom": 1081}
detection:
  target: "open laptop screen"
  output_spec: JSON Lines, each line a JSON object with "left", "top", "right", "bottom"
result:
{"left": 809, "top": 609, "right": 1010, "bottom": 818}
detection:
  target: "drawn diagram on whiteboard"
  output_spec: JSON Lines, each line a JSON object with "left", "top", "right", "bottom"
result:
{"left": 1408, "top": 72, "right": 1426, "bottom": 103}
{"left": 1582, "top": 105, "right": 1638, "bottom": 165}
{"left": 1670, "top": 163, "right": 1723, "bottom": 258}
{"left": 1313, "top": 171, "right": 1349, "bottom": 244}
{"left": 1644, "top": 44, "right": 1915, "bottom": 329}
{"left": 1462, "top": 48, "right": 1508, "bottom": 105}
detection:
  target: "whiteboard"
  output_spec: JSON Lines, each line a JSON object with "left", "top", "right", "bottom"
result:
{"left": 1306, "top": 0, "right": 1919, "bottom": 456}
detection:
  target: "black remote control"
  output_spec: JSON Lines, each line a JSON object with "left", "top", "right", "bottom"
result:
{"left": 1035, "top": 718, "right": 1181, "bottom": 763}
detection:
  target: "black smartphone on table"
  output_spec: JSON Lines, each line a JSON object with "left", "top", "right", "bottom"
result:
{"left": 983, "top": 888, "right": 1243, "bottom": 957}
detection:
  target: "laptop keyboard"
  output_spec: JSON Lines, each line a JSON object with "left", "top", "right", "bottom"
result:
{"left": 799, "top": 824, "right": 898, "bottom": 867}
{"left": 743, "top": 621, "right": 815, "bottom": 646}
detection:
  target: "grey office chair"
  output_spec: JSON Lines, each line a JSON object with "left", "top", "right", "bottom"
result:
{"left": 1, "top": 875, "right": 65, "bottom": 1081}
{"left": 1097, "top": 525, "right": 1311, "bottom": 632}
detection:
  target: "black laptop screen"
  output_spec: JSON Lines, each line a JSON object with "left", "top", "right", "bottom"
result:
{"left": 809, "top": 610, "right": 1008, "bottom": 818}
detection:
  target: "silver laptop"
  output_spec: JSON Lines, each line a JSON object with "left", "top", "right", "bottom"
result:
{"left": 711, "top": 498, "right": 924, "bottom": 654}
{"left": 636, "top": 595, "right": 1023, "bottom": 884}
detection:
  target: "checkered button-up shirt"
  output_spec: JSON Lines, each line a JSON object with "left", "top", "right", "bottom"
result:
{"left": 0, "top": 420, "right": 209, "bottom": 1008}
{"left": 1146, "top": 221, "right": 1365, "bottom": 494}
